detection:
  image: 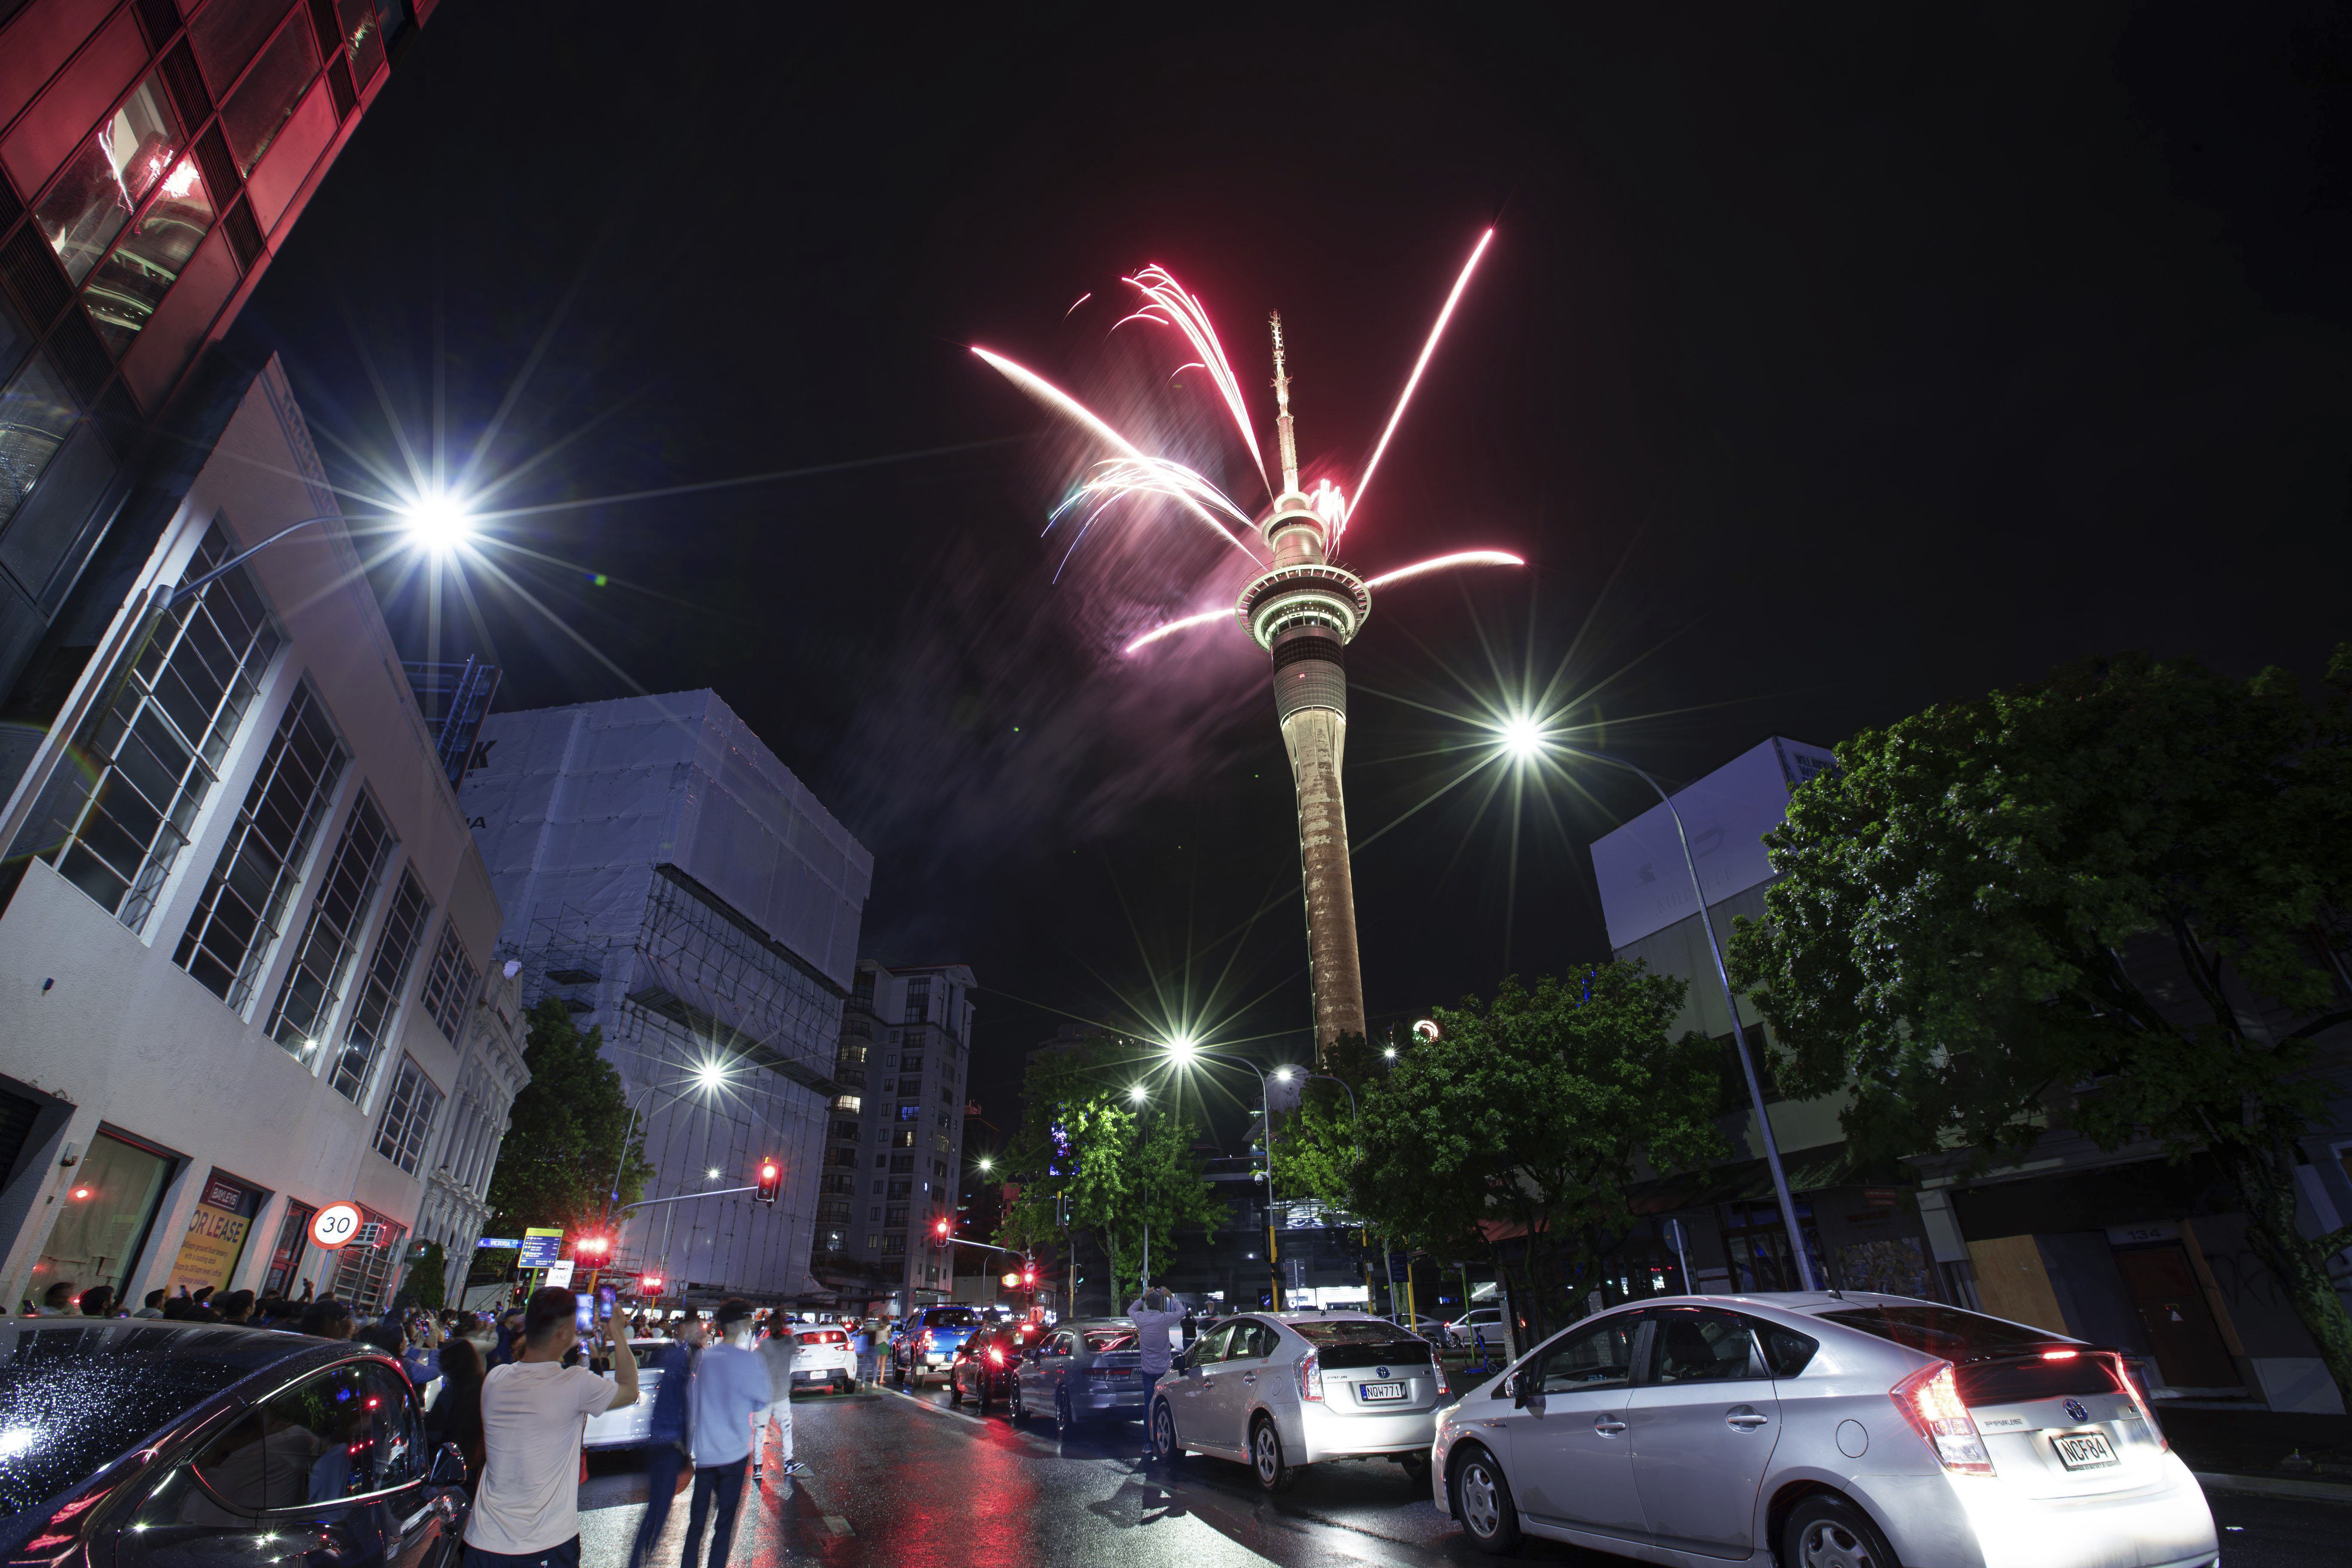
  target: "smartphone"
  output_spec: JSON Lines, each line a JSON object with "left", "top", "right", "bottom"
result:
{"left": 597, "top": 1284, "right": 616, "bottom": 1322}
{"left": 574, "top": 1295, "right": 596, "bottom": 1338}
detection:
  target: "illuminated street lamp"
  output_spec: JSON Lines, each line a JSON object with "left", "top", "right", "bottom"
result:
{"left": 166, "top": 497, "right": 476, "bottom": 608}
{"left": 1161, "top": 1038, "right": 1285, "bottom": 1309}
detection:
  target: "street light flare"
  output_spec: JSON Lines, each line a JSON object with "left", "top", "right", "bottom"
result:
{"left": 1502, "top": 714, "right": 1546, "bottom": 759}
{"left": 401, "top": 490, "right": 474, "bottom": 554}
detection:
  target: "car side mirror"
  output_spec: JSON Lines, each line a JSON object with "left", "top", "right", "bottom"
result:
{"left": 1506, "top": 1371, "right": 1530, "bottom": 1409}
{"left": 431, "top": 1440, "right": 468, "bottom": 1486}
{"left": 1170, "top": 1350, "right": 1188, "bottom": 1373}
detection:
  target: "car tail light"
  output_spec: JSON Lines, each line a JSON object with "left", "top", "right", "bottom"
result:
{"left": 2104, "top": 1352, "right": 2167, "bottom": 1451}
{"left": 1085, "top": 1364, "right": 1132, "bottom": 1380}
{"left": 919, "top": 1331, "right": 933, "bottom": 1351}
{"left": 1432, "top": 1361, "right": 1449, "bottom": 1398}
{"left": 986, "top": 1347, "right": 1004, "bottom": 1366}
{"left": 1891, "top": 1361, "right": 1994, "bottom": 1475}
{"left": 1297, "top": 1350, "right": 1324, "bottom": 1403}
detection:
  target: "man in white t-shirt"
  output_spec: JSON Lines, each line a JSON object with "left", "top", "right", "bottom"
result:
{"left": 463, "top": 1286, "right": 639, "bottom": 1568}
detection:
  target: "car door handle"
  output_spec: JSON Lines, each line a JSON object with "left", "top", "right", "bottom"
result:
{"left": 1592, "top": 1416, "right": 1628, "bottom": 1436}
{"left": 1241, "top": 1372, "right": 1256, "bottom": 1384}
{"left": 1726, "top": 1408, "right": 1770, "bottom": 1429}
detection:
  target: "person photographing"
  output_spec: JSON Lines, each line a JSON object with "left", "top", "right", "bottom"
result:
{"left": 1127, "top": 1283, "right": 1184, "bottom": 1455}
{"left": 680, "top": 1298, "right": 772, "bottom": 1568}
{"left": 463, "top": 1287, "right": 637, "bottom": 1568}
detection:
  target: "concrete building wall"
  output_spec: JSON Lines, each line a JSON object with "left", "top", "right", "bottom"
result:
{"left": 0, "top": 358, "right": 521, "bottom": 1315}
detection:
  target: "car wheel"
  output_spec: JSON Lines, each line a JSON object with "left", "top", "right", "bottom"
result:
{"left": 1453, "top": 1447, "right": 1522, "bottom": 1555}
{"left": 1250, "top": 1415, "right": 1299, "bottom": 1494}
{"left": 1783, "top": 1494, "right": 1898, "bottom": 1568}
{"left": 949, "top": 1369, "right": 965, "bottom": 1406}
{"left": 1055, "top": 1385, "right": 1077, "bottom": 1435}
{"left": 1401, "top": 1452, "right": 1432, "bottom": 1488}
{"left": 1150, "top": 1400, "right": 1185, "bottom": 1462}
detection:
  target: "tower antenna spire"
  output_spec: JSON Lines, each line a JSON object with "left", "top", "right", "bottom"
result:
{"left": 1271, "top": 312, "right": 1301, "bottom": 497}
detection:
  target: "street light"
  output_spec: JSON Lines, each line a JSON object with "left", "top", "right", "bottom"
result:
{"left": 1160, "top": 1038, "right": 1285, "bottom": 1309}
{"left": 402, "top": 489, "right": 475, "bottom": 555}
{"left": 1528, "top": 727, "right": 1821, "bottom": 1292}
{"left": 166, "top": 502, "right": 478, "bottom": 608}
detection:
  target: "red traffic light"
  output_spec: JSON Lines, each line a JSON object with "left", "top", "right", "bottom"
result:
{"left": 577, "top": 1235, "right": 609, "bottom": 1256}
{"left": 755, "top": 1160, "right": 779, "bottom": 1204}
{"left": 1022, "top": 1267, "right": 1037, "bottom": 1286}
{"left": 641, "top": 1275, "right": 663, "bottom": 1294}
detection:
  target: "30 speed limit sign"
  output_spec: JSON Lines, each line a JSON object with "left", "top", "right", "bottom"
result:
{"left": 310, "top": 1203, "right": 363, "bottom": 1250}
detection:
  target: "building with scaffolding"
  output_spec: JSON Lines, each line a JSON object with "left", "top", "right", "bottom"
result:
{"left": 459, "top": 690, "right": 870, "bottom": 1307}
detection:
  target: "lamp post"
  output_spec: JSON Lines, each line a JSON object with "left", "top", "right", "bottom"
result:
{"left": 607, "top": 1060, "right": 730, "bottom": 1224}
{"left": 1164, "top": 1040, "right": 1283, "bottom": 1310}
{"left": 1554, "top": 744, "right": 1820, "bottom": 1292}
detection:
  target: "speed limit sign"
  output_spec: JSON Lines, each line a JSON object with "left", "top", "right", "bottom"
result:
{"left": 311, "top": 1203, "right": 363, "bottom": 1250}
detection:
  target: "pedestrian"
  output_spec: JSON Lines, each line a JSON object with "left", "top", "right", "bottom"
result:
{"left": 32, "top": 1280, "right": 77, "bottom": 1316}
{"left": 1127, "top": 1286, "right": 1183, "bottom": 1455}
{"left": 488, "top": 1308, "right": 527, "bottom": 1369}
{"left": 132, "top": 1289, "right": 165, "bottom": 1319}
{"left": 625, "top": 1316, "right": 703, "bottom": 1568}
{"left": 218, "top": 1289, "right": 255, "bottom": 1324}
{"left": 298, "top": 1278, "right": 313, "bottom": 1304}
{"left": 850, "top": 1319, "right": 873, "bottom": 1385}
{"left": 77, "top": 1285, "right": 115, "bottom": 1317}
{"left": 300, "top": 1298, "right": 354, "bottom": 1340}
{"left": 751, "top": 1310, "right": 799, "bottom": 1484}
{"left": 464, "top": 1287, "right": 637, "bottom": 1568}
{"left": 679, "top": 1299, "right": 772, "bottom": 1568}
{"left": 426, "top": 1337, "right": 487, "bottom": 1497}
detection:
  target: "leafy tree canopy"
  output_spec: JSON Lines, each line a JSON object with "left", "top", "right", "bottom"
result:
{"left": 1730, "top": 648, "right": 2352, "bottom": 1398}
{"left": 485, "top": 998, "right": 655, "bottom": 1246}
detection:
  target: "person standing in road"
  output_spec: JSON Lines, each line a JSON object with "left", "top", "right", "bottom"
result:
{"left": 1127, "top": 1286, "right": 1183, "bottom": 1454}
{"left": 751, "top": 1311, "right": 799, "bottom": 1484}
{"left": 464, "top": 1287, "right": 637, "bottom": 1568}
{"left": 625, "top": 1316, "right": 703, "bottom": 1568}
{"left": 680, "top": 1299, "right": 771, "bottom": 1568}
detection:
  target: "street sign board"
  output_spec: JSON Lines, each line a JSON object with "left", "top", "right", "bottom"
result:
{"left": 1387, "top": 1251, "right": 1410, "bottom": 1283}
{"left": 518, "top": 1228, "right": 564, "bottom": 1270}
{"left": 543, "top": 1259, "right": 576, "bottom": 1287}
{"left": 311, "top": 1204, "right": 363, "bottom": 1250}
{"left": 476, "top": 1237, "right": 521, "bottom": 1249}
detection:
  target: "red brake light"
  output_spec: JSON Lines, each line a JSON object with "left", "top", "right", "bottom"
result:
{"left": 1891, "top": 1361, "right": 1994, "bottom": 1475}
{"left": 2041, "top": 1349, "right": 2079, "bottom": 1360}
{"left": 986, "top": 1347, "right": 1004, "bottom": 1366}
{"left": 1297, "top": 1349, "right": 1324, "bottom": 1403}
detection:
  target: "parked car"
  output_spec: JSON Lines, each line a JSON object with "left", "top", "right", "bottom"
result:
{"left": 0, "top": 1320, "right": 471, "bottom": 1568}
{"left": 1446, "top": 1308, "right": 1505, "bottom": 1349}
{"left": 1148, "top": 1311, "right": 1448, "bottom": 1492}
{"left": 787, "top": 1324, "right": 859, "bottom": 1393}
{"left": 1430, "top": 1292, "right": 2218, "bottom": 1566}
{"left": 1012, "top": 1319, "right": 1144, "bottom": 1429}
{"left": 892, "top": 1304, "right": 985, "bottom": 1387}
{"left": 949, "top": 1323, "right": 1026, "bottom": 1411}
{"left": 582, "top": 1338, "right": 672, "bottom": 1449}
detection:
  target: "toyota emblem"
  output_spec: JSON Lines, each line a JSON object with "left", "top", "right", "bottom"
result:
{"left": 1375, "top": 1366, "right": 1390, "bottom": 1379}
{"left": 2063, "top": 1398, "right": 2089, "bottom": 1422}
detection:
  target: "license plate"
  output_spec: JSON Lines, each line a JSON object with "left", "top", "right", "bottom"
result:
{"left": 2052, "top": 1430, "right": 2118, "bottom": 1470}
{"left": 1358, "top": 1381, "right": 1406, "bottom": 1402}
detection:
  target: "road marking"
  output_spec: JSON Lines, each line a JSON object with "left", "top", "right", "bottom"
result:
{"left": 821, "top": 1515, "right": 853, "bottom": 1535}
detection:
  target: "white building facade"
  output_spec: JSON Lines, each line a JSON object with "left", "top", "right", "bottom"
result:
{"left": 0, "top": 360, "right": 526, "bottom": 1317}
{"left": 460, "top": 691, "right": 871, "bottom": 1308}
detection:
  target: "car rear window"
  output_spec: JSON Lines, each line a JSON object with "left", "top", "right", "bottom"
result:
{"left": 1818, "top": 1305, "right": 2077, "bottom": 1360}
{"left": 1291, "top": 1321, "right": 1433, "bottom": 1369}
{"left": 925, "top": 1309, "right": 980, "bottom": 1327}
{"left": 1082, "top": 1330, "right": 1136, "bottom": 1352}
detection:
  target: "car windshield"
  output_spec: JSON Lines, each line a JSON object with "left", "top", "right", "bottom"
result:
{"left": 925, "top": 1309, "right": 980, "bottom": 1328}
{"left": 1291, "top": 1320, "right": 1422, "bottom": 1347}
{"left": 0, "top": 1323, "right": 300, "bottom": 1531}
{"left": 1819, "top": 1304, "right": 2078, "bottom": 1359}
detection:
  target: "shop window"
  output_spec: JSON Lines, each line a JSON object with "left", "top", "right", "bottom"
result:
{"left": 331, "top": 869, "right": 429, "bottom": 1101}
{"left": 33, "top": 1129, "right": 174, "bottom": 1305}
{"left": 418, "top": 920, "right": 477, "bottom": 1041}
{"left": 0, "top": 355, "right": 78, "bottom": 533}
{"left": 263, "top": 1197, "right": 316, "bottom": 1296}
{"left": 266, "top": 790, "right": 392, "bottom": 1062}
{"left": 175, "top": 680, "right": 347, "bottom": 1008}
{"left": 219, "top": 15, "right": 318, "bottom": 176}
{"left": 28, "top": 523, "right": 280, "bottom": 929}
{"left": 81, "top": 154, "right": 216, "bottom": 356}
{"left": 31, "top": 77, "right": 181, "bottom": 285}
{"left": 373, "top": 1056, "right": 441, "bottom": 1174}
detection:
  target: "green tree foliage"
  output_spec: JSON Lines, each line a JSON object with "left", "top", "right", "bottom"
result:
{"left": 1000, "top": 1038, "right": 1225, "bottom": 1307}
{"left": 404, "top": 1240, "right": 446, "bottom": 1310}
{"left": 485, "top": 998, "right": 656, "bottom": 1242}
{"left": 1730, "top": 649, "right": 2352, "bottom": 1400}
{"left": 1339, "top": 966, "right": 1727, "bottom": 1341}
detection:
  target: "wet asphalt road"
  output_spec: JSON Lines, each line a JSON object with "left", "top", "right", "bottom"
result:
{"left": 576, "top": 1381, "right": 2346, "bottom": 1567}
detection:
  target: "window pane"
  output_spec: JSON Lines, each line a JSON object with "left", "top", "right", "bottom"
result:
{"left": 333, "top": 869, "right": 429, "bottom": 1100}
{"left": 190, "top": 0, "right": 298, "bottom": 101}
{"left": 1646, "top": 1309, "right": 1764, "bottom": 1384}
{"left": 219, "top": 17, "right": 318, "bottom": 176}
{"left": 417, "top": 920, "right": 478, "bottom": 1041}
{"left": 333, "top": 0, "right": 386, "bottom": 85}
{"left": 0, "top": 355, "right": 77, "bottom": 532}
{"left": 82, "top": 156, "right": 217, "bottom": 357}
{"left": 1534, "top": 1316, "right": 1640, "bottom": 1394}
{"left": 30, "top": 77, "right": 182, "bottom": 285}
{"left": 266, "top": 792, "right": 393, "bottom": 1061}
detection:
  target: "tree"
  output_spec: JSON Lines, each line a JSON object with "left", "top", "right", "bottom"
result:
{"left": 1730, "top": 649, "right": 2352, "bottom": 1401}
{"left": 1340, "top": 965, "right": 1727, "bottom": 1342}
{"left": 999, "top": 1038, "right": 1225, "bottom": 1307}
{"left": 485, "top": 999, "right": 656, "bottom": 1242}
{"left": 404, "top": 1240, "right": 447, "bottom": 1310}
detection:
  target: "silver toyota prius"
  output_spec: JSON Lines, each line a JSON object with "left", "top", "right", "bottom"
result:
{"left": 1430, "top": 1292, "right": 2217, "bottom": 1568}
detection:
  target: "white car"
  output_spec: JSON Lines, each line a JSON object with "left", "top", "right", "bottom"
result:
{"left": 1447, "top": 1308, "right": 1505, "bottom": 1350}
{"left": 1148, "top": 1311, "right": 1449, "bottom": 1492}
{"left": 1431, "top": 1292, "right": 2217, "bottom": 1567}
{"left": 582, "top": 1338, "right": 671, "bottom": 1450}
{"left": 784, "top": 1324, "right": 858, "bottom": 1393}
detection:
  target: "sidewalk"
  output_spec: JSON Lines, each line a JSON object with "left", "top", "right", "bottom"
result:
{"left": 2158, "top": 1406, "right": 2352, "bottom": 1501}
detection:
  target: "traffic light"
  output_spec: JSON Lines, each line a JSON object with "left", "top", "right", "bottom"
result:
{"left": 756, "top": 1160, "right": 780, "bottom": 1204}
{"left": 640, "top": 1275, "right": 664, "bottom": 1296}
{"left": 1021, "top": 1262, "right": 1037, "bottom": 1289}
{"left": 577, "top": 1234, "right": 610, "bottom": 1258}
{"left": 933, "top": 1216, "right": 952, "bottom": 1248}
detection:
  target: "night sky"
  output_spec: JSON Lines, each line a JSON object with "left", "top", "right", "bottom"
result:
{"left": 232, "top": 3, "right": 2352, "bottom": 1144}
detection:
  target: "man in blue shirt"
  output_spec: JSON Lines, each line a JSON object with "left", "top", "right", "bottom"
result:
{"left": 626, "top": 1316, "right": 703, "bottom": 1568}
{"left": 680, "top": 1299, "right": 772, "bottom": 1568}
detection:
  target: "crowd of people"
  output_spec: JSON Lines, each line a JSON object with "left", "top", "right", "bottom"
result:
{"left": 17, "top": 1275, "right": 819, "bottom": 1568}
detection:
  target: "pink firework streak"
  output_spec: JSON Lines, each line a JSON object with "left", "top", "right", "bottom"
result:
{"left": 1346, "top": 227, "right": 1496, "bottom": 537}
{"left": 1363, "top": 549, "right": 1523, "bottom": 588}
{"left": 1117, "top": 265, "right": 1270, "bottom": 496}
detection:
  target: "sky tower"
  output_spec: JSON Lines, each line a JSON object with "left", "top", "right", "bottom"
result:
{"left": 1237, "top": 316, "right": 1373, "bottom": 1064}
